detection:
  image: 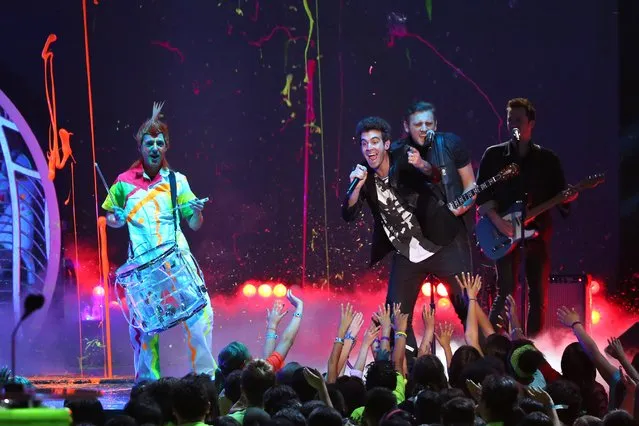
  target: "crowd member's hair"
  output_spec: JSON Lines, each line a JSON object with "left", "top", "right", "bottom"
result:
{"left": 123, "top": 396, "right": 163, "bottom": 425}
{"left": 224, "top": 370, "right": 243, "bottom": 403}
{"left": 272, "top": 407, "right": 307, "bottom": 426}
{"left": 263, "top": 385, "right": 301, "bottom": 416}
{"left": 335, "top": 375, "right": 366, "bottom": 416}
{"left": 483, "top": 334, "right": 512, "bottom": 367}
{"left": 448, "top": 345, "right": 482, "bottom": 389}
{"left": 363, "top": 387, "right": 398, "bottom": 426}
{"left": 308, "top": 406, "right": 342, "bottom": 426}
{"left": 218, "top": 341, "right": 252, "bottom": 377}
{"left": 518, "top": 398, "right": 545, "bottom": 414}
{"left": 480, "top": 374, "right": 522, "bottom": 426}
{"left": 172, "top": 376, "right": 210, "bottom": 423}
{"left": 243, "top": 407, "right": 272, "bottom": 426}
{"left": 379, "top": 409, "right": 418, "bottom": 426}
{"left": 546, "top": 379, "right": 584, "bottom": 426}
{"left": 183, "top": 372, "right": 220, "bottom": 420}
{"left": 561, "top": 342, "right": 608, "bottom": 417}
{"left": 300, "top": 400, "right": 325, "bottom": 419}
{"left": 411, "top": 354, "right": 448, "bottom": 391}
{"left": 573, "top": 415, "right": 604, "bottom": 426}
{"left": 64, "top": 398, "right": 105, "bottom": 426}
{"left": 602, "top": 410, "right": 635, "bottom": 426}
{"left": 459, "top": 356, "right": 505, "bottom": 399}
{"left": 414, "top": 390, "right": 440, "bottom": 425}
{"left": 291, "top": 367, "right": 317, "bottom": 402}
{"left": 324, "top": 384, "right": 347, "bottom": 417}
{"left": 104, "top": 415, "right": 137, "bottom": 426}
{"left": 506, "top": 98, "right": 536, "bottom": 121}
{"left": 439, "top": 387, "right": 466, "bottom": 405}
{"left": 508, "top": 340, "right": 545, "bottom": 385}
{"left": 241, "top": 359, "right": 276, "bottom": 407}
{"left": 441, "top": 397, "right": 476, "bottom": 426}
{"left": 129, "top": 380, "right": 151, "bottom": 400}
{"left": 365, "top": 360, "right": 397, "bottom": 391}
{"left": 276, "top": 362, "right": 302, "bottom": 387}
{"left": 518, "top": 412, "right": 553, "bottom": 426}
{"left": 144, "top": 376, "right": 179, "bottom": 424}
{"left": 355, "top": 117, "right": 392, "bottom": 142}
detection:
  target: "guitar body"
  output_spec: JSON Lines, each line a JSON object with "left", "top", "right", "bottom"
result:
{"left": 475, "top": 203, "right": 538, "bottom": 260}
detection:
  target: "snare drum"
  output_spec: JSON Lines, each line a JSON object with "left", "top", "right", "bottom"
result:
{"left": 115, "top": 242, "right": 208, "bottom": 335}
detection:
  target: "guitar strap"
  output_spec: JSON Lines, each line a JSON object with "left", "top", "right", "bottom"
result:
{"left": 169, "top": 170, "right": 179, "bottom": 243}
{"left": 433, "top": 133, "right": 455, "bottom": 204}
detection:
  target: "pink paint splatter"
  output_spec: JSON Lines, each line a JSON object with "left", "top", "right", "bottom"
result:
{"left": 247, "top": 25, "right": 311, "bottom": 47}
{"left": 150, "top": 40, "right": 185, "bottom": 63}
{"left": 387, "top": 26, "right": 503, "bottom": 141}
{"left": 250, "top": 0, "right": 260, "bottom": 21}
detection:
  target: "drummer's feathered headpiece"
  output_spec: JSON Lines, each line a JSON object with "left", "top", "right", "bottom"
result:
{"left": 135, "top": 101, "right": 170, "bottom": 147}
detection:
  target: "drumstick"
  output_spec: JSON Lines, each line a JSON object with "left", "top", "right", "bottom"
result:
{"left": 94, "top": 162, "right": 118, "bottom": 209}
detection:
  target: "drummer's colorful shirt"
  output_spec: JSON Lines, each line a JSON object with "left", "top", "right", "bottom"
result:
{"left": 101, "top": 164, "right": 197, "bottom": 257}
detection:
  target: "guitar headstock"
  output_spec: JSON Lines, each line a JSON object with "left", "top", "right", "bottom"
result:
{"left": 497, "top": 163, "right": 520, "bottom": 181}
{"left": 575, "top": 173, "right": 605, "bottom": 190}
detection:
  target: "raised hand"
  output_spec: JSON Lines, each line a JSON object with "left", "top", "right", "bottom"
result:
{"left": 455, "top": 272, "right": 482, "bottom": 299}
{"left": 303, "top": 367, "right": 325, "bottom": 390}
{"left": 362, "top": 322, "right": 381, "bottom": 347}
{"left": 286, "top": 289, "right": 303, "bottom": 309}
{"left": 266, "top": 300, "right": 287, "bottom": 329}
{"left": 347, "top": 312, "right": 365, "bottom": 338}
{"left": 557, "top": 306, "right": 581, "bottom": 328}
{"left": 422, "top": 304, "right": 435, "bottom": 332}
{"left": 339, "top": 303, "right": 355, "bottom": 335}
{"left": 605, "top": 337, "right": 626, "bottom": 361}
{"left": 527, "top": 386, "right": 553, "bottom": 407}
{"left": 187, "top": 198, "right": 207, "bottom": 213}
{"left": 374, "top": 304, "right": 392, "bottom": 330}
{"left": 392, "top": 303, "right": 409, "bottom": 333}
{"left": 435, "top": 322, "right": 454, "bottom": 348}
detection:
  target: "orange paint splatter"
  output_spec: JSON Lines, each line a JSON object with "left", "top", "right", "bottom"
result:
{"left": 42, "top": 34, "right": 74, "bottom": 181}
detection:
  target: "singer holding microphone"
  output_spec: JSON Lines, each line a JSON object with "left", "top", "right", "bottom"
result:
{"left": 342, "top": 116, "right": 464, "bottom": 359}
{"left": 476, "top": 98, "right": 577, "bottom": 336}
{"left": 388, "top": 101, "right": 478, "bottom": 328}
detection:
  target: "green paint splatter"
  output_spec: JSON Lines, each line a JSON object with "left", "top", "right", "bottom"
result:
{"left": 426, "top": 0, "right": 433, "bottom": 21}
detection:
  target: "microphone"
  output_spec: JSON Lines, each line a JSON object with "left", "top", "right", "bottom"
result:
{"left": 512, "top": 128, "right": 521, "bottom": 141}
{"left": 426, "top": 129, "right": 436, "bottom": 144}
{"left": 346, "top": 178, "right": 360, "bottom": 198}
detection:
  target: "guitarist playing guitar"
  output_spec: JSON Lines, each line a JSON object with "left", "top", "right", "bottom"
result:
{"left": 476, "top": 98, "right": 579, "bottom": 337}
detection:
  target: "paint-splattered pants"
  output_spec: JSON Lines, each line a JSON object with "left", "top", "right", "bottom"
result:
{"left": 129, "top": 294, "right": 216, "bottom": 382}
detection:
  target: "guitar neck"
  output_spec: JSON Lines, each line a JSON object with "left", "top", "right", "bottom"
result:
{"left": 523, "top": 195, "right": 565, "bottom": 226}
{"left": 448, "top": 175, "right": 500, "bottom": 209}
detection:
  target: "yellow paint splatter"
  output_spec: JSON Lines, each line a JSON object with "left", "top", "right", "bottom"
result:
{"left": 281, "top": 74, "right": 293, "bottom": 107}
{"left": 302, "top": 0, "right": 315, "bottom": 83}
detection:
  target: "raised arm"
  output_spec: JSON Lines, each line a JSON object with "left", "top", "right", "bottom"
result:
{"left": 418, "top": 305, "right": 435, "bottom": 357}
{"left": 352, "top": 322, "right": 381, "bottom": 376}
{"left": 327, "top": 303, "right": 355, "bottom": 383}
{"left": 263, "top": 300, "right": 287, "bottom": 359}
{"left": 392, "top": 303, "right": 409, "bottom": 377}
{"left": 456, "top": 273, "right": 483, "bottom": 354}
{"left": 337, "top": 312, "right": 364, "bottom": 376}
{"left": 435, "top": 322, "right": 455, "bottom": 368}
{"left": 273, "top": 290, "right": 304, "bottom": 360}
{"left": 557, "top": 306, "right": 618, "bottom": 384}
{"left": 607, "top": 337, "right": 639, "bottom": 382}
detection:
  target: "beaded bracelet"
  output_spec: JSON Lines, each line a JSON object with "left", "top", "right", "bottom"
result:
{"left": 265, "top": 332, "right": 278, "bottom": 340}
{"left": 570, "top": 321, "right": 582, "bottom": 329}
{"left": 395, "top": 331, "right": 408, "bottom": 339}
{"left": 335, "top": 336, "right": 345, "bottom": 344}
{"left": 294, "top": 312, "right": 302, "bottom": 318}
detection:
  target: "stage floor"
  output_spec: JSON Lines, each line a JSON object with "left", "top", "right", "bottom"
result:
{"left": 30, "top": 377, "right": 133, "bottom": 410}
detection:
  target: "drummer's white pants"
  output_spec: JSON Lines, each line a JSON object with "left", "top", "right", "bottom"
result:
{"left": 129, "top": 294, "right": 217, "bottom": 382}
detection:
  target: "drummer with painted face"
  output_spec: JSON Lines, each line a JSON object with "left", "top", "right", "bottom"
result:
{"left": 102, "top": 102, "right": 216, "bottom": 382}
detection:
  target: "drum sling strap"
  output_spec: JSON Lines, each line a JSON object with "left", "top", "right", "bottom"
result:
{"left": 169, "top": 171, "right": 178, "bottom": 241}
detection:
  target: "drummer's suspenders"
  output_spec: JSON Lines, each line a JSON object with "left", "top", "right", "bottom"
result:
{"left": 169, "top": 171, "right": 179, "bottom": 241}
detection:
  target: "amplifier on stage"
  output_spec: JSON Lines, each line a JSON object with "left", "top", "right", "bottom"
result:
{"left": 545, "top": 274, "right": 592, "bottom": 332}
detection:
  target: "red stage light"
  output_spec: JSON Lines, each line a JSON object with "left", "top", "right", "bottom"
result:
{"left": 591, "top": 309, "right": 601, "bottom": 325}
{"left": 243, "top": 283, "right": 257, "bottom": 297}
{"left": 438, "top": 298, "right": 451, "bottom": 309}
{"left": 258, "top": 283, "right": 273, "bottom": 298}
{"left": 590, "top": 280, "right": 601, "bottom": 295}
{"left": 273, "top": 283, "right": 287, "bottom": 298}
{"left": 436, "top": 283, "right": 448, "bottom": 298}
{"left": 421, "top": 282, "right": 432, "bottom": 297}
{"left": 92, "top": 285, "right": 105, "bottom": 297}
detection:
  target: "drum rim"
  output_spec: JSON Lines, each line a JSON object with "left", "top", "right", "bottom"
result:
{"left": 115, "top": 242, "right": 178, "bottom": 278}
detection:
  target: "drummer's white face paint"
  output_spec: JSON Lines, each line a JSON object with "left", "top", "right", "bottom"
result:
{"left": 140, "top": 133, "right": 167, "bottom": 171}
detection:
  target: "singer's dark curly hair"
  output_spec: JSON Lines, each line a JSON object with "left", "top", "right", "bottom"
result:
{"left": 507, "top": 98, "right": 536, "bottom": 121}
{"left": 404, "top": 101, "right": 436, "bottom": 123}
{"left": 355, "top": 116, "right": 392, "bottom": 142}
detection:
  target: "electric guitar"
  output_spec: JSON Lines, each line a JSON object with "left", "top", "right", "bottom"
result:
{"left": 475, "top": 173, "right": 605, "bottom": 260}
{"left": 446, "top": 163, "right": 520, "bottom": 211}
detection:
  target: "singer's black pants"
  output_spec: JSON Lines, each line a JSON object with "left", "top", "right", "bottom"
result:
{"left": 385, "top": 228, "right": 472, "bottom": 357}
{"left": 487, "top": 236, "right": 550, "bottom": 337}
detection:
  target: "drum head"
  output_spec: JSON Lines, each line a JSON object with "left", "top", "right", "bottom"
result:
{"left": 115, "top": 242, "right": 176, "bottom": 277}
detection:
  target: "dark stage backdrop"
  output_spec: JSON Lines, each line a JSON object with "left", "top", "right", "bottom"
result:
{"left": 0, "top": 0, "right": 619, "bottom": 293}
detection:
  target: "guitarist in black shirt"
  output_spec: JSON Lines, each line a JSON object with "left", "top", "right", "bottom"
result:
{"left": 476, "top": 98, "right": 578, "bottom": 336}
